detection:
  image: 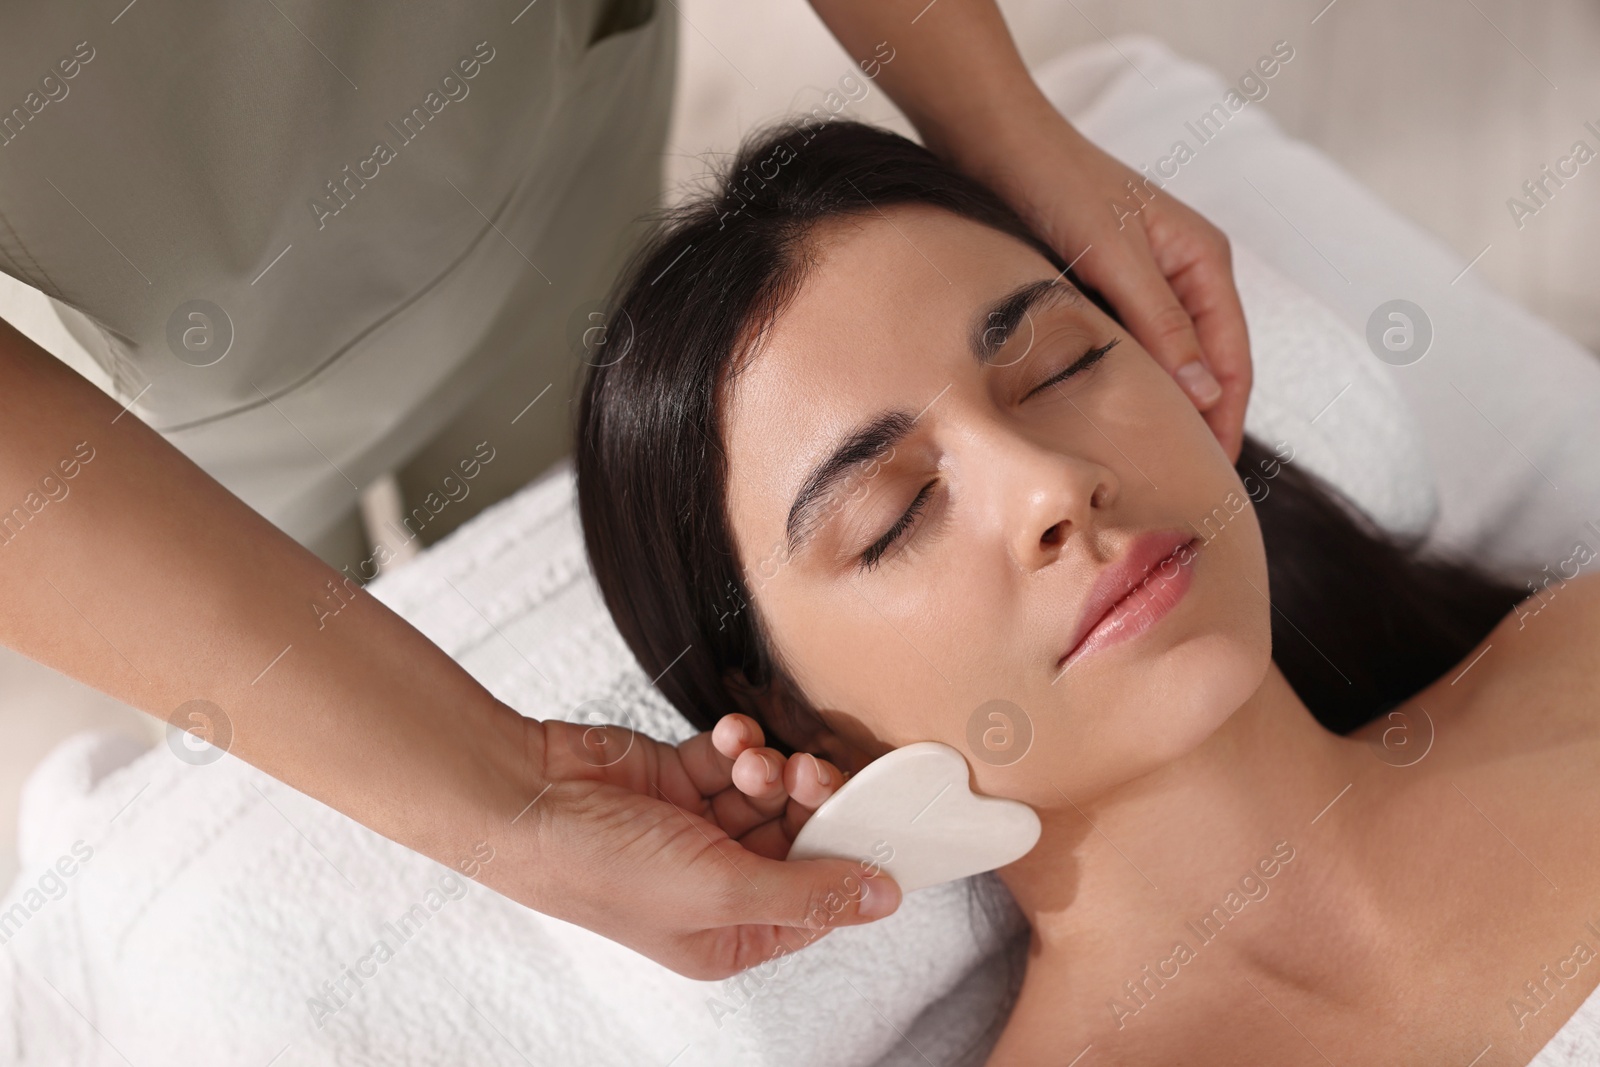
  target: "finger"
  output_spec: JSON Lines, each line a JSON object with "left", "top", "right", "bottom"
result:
{"left": 674, "top": 853, "right": 903, "bottom": 978}
{"left": 706, "top": 749, "right": 843, "bottom": 854}
{"left": 1076, "top": 228, "right": 1221, "bottom": 414}
{"left": 731, "top": 747, "right": 789, "bottom": 800}
{"left": 1155, "top": 229, "right": 1253, "bottom": 463}
{"left": 676, "top": 714, "right": 762, "bottom": 801}
{"left": 710, "top": 712, "right": 764, "bottom": 762}
{"left": 722, "top": 807, "right": 801, "bottom": 861}
{"left": 1193, "top": 298, "right": 1252, "bottom": 464}
{"left": 783, "top": 751, "right": 842, "bottom": 812}
{"left": 699, "top": 746, "right": 790, "bottom": 843}
{"left": 780, "top": 752, "right": 844, "bottom": 841}
{"left": 713, "top": 848, "right": 901, "bottom": 936}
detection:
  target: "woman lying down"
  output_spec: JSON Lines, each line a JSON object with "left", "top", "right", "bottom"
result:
{"left": 575, "top": 117, "right": 1598, "bottom": 1065}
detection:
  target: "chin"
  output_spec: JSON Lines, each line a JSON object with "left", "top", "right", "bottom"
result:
{"left": 1143, "top": 632, "right": 1268, "bottom": 748}
{"left": 1059, "top": 631, "right": 1269, "bottom": 800}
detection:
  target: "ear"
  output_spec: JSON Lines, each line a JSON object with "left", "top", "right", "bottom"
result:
{"left": 720, "top": 667, "right": 879, "bottom": 775}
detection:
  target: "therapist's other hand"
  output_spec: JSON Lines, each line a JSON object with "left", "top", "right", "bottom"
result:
{"left": 519, "top": 714, "right": 899, "bottom": 981}
{"left": 807, "top": 3, "right": 1250, "bottom": 455}
{"left": 944, "top": 98, "right": 1253, "bottom": 463}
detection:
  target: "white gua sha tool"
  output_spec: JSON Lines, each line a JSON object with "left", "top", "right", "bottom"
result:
{"left": 787, "top": 741, "right": 1041, "bottom": 894}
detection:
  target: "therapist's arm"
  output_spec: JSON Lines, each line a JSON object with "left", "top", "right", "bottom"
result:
{"left": 0, "top": 315, "right": 896, "bottom": 980}
{"left": 807, "top": 0, "right": 1252, "bottom": 461}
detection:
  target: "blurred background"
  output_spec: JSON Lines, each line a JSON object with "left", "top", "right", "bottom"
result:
{"left": 3, "top": 0, "right": 1596, "bottom": 888}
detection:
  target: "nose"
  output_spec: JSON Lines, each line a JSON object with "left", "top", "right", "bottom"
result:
{"left": 997, "top": 433, "right": 1118, "bottom": 571}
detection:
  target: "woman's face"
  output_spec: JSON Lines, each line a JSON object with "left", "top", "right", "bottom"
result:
{"left": 720, "top": 203, "right": 1272, "bottom": 808}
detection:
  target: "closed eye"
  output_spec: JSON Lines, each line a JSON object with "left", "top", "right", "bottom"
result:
{"left": 858, "top": 478, "right": 936, "bottom": 572}
{"left": 1021, "top": 337, "right": 1120, "bottom": 401}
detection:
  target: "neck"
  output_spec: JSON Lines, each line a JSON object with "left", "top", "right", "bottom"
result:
{"left": 997, "top": 660, "right": 1393, "bottom": 999}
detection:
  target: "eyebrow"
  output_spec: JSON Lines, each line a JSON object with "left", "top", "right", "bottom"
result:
{"left": 783, "top": 276, "right": 1080, "bottom": 554}
{"left": 971, "top": 276, "right": 1080, "bottom": 366}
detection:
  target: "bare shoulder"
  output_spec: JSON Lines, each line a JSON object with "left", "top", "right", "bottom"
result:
{"left": 1492, "top": 567, "right": 1600, "bottom": 669}
{"left": 1442, "top": 569, "right": 1600, "bottom": 742}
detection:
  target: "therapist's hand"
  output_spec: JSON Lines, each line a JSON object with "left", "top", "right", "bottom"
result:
{"left": 514, "top": 713, "right": 898, "bottom": 981}
{"left": 974, "top": 108, "right": 1254, "bottom": 463}
{"left": 808, "top": 0, "right": 1253, "bottom": 462}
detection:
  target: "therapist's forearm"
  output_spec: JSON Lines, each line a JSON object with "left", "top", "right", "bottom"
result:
{"left": 806, "top": 0, "right": 1074, "bottom": 172}
{"left": 0, "top": 316, "right": 540, "bottom": 876}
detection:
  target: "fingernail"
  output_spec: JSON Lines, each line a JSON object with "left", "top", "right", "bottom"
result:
{"left": 1175, "top": 361, "right": 1222, "bottom": 405}
{"left": 765, "top": 756, "right": 780, "bottom": 784}
{"left": 859, "top": 875, "right": 900, "bottom": 920}
{"left": 811, "top": 754, "right": 829, "bottom": 787}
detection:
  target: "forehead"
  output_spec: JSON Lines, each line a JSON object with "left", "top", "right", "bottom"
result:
{"left": 719, "top": 203, "right": 1060, "bottom": 549}
{"left": 747, "top": 203, "right": 1049, "bottom": 381}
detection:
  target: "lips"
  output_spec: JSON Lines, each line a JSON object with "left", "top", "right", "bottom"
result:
{"left": 1055, "top": 529, "right": 1199, "bottom": 671}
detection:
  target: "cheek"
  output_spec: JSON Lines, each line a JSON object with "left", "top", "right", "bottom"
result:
{"left": 760, "top": 576, "right": 1000, "bottom": 753}
{"left": 1142, "top": 374, "right": 1226, "bottom": 465}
